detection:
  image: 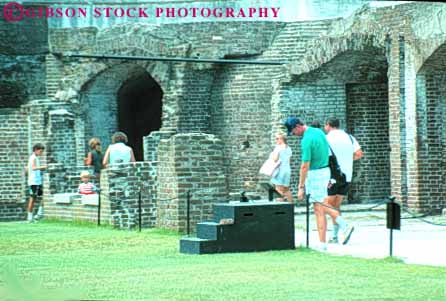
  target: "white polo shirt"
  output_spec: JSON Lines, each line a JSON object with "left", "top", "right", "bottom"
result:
{"left": 326, "top": 129, "right": 361, "bottom": 182}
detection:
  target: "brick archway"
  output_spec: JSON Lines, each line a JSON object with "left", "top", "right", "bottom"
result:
{"left": 79, "top": 63, "right": 167, "bottom": 159}
{"left": 117, "top": 72, "right": 163, "bottom": 161}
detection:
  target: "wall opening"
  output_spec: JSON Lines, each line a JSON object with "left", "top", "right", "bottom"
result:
{"left": 117, "top": 73, "right": 163, "bottom": 161}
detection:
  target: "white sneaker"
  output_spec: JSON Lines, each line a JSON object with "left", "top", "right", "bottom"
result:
{"left": 314, "top": 243, "right": 328, "bottom": 252}
{"left": 340, "top": 225, "right": 354, "bottom": 245}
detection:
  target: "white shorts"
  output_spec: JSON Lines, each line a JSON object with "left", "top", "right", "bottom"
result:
{"left": 305, "top": 167, "right": 330, "bottom": 203}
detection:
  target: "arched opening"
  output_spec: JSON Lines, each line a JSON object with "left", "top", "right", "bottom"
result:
{"left": 80, "top": 64, "right": 164, "bottom": 162}
{"left": 118, "top": 73, "right": 163, "bottom": 161}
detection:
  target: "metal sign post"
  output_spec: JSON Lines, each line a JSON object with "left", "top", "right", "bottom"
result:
{"left": 386, "top": 196, "right": 401, "bottom": 257}
{"left": 306, "top": 194, "right": 310, "bottom": 248}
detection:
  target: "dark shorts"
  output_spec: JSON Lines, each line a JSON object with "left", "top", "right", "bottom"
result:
{"left": 327, "top": 181, "right": 350, "bottom": 196}
{"left": 29, "top": 185, "right": 43, "bottom": 197}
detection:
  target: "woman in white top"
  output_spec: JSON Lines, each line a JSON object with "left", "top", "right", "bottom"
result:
{"left": 270, "top": 132, "right": 293, "bottom": 202}
{"left": 102, "top": 131, "right": 136, "bottom": 168}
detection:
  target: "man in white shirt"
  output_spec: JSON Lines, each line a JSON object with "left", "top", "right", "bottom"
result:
{"left": 324, "top": 117, "right": 363, "bottom": 243}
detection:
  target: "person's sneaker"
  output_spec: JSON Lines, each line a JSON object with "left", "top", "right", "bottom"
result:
{"left": 328, "top": 237, "right": 338, "bottom": 244}
{"left": 313, "top": 243, "right": 327, "bottom": 252}
{"left": 340, "top": 225, "right": 354, "bottom": 245}
{"left": 34, "top": 214, "right": 43, "bottom": 221}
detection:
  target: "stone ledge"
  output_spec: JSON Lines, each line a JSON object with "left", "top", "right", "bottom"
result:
{"left": 53, "top": 193, "right": 77, "bottom": 204}
{"left": 81, "top": 194, "right": 99, "bottom": 206}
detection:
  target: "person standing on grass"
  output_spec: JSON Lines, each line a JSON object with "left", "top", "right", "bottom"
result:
{"left": 284, "top": 116, "right": 354, "bottom": 252}
{"left": 324, "top": 117, "right": 363, "bottom": 243}
{"left": 27, "top": 143, "right": 47, "bottom": 222}
{"left": 270, "top": 132, "right": 293, "bottom": 202}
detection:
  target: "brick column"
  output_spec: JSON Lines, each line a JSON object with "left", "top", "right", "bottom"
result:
{"left": 402, "top": 42, "right": 423, "bottom": 211}
{"left": 387, "top": 35, "right": 405, "bottom": 202}
{"left": 157, "top": 133, "right": 228, "bottom": 233}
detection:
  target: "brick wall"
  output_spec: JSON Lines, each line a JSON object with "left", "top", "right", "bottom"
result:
{"left": 157, "top": 134, "right": 228, "bottom": 232}
{"left": 43, "top": 164, "right": 99, "bottom": 222}
{"left": 47, "top": 109, "right": 77, "bottom": 166}
{"left": 416, "top": 70, "right": 446, "bottom": 212}
{"left": 0, "top": 4, "right": 48, "bottom": 55}
{"left": 100, "top": 162, "right": 157, "bottom": 229}
{"left": 0, "top": 56, "right": 47, "bottom": 108}
{"left": 346, "top": 83, "right": 390, "bottom": 202}
{"left": 44, "top": 162, "right": 157, "bottom": 228}
{"left": 210, "top": 64, "right": 281, "bottom": 195}
{"left": 0, "top": 109, "right": 28, "bottom": 220}
{"left": 177, "top": 68, "right": 214, "bottom": 133}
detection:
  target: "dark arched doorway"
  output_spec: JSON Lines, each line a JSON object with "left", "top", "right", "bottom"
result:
{"left": 118, "top": 73, "right": 162, "bottom": 161}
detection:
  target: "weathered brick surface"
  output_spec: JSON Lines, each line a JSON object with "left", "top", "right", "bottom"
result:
{"left": 346, "top": 83, "right": 390, "bottom": 202}
{"left": 0, "top": 108, "right": 28, "bottom": 221}
{"left": 0, "top": 4, "right": 48, "bottom": 55}
{"left": 157, "top": 134, "right": 228, "bottom": 232}
{"left": 100, "top": 162, "right": 157, "bottom": 229}
{"left": 416, "top": 63, "right": 446, "bottom": 212}
{"left": 0, "top": 56, "right": 46, "bottom": 108}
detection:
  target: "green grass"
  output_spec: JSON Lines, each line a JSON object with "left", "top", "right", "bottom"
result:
{"left": 1, "top": 221, "right": 445, "bottom": 301}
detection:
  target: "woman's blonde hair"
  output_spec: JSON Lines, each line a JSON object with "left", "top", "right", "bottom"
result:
{"left": 276, "top": 132, "right": 287, "bottom": 144}
{"left": 88, "top": 138, "right": 102, "bottom": 153}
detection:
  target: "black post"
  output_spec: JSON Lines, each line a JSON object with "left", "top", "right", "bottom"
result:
{"left": 306, "top": 194, "right": 310, "bottom": 248}
{"left": 186, "top": 191, "right": 191, "bottom": 236}
{"left": 389, "top": 228, "right": 393, "bottom": 257}
{"left": 97, "top": 192, "right": 101, "bottom": 226}
{"left": 138, "top": 188, "right": 142, "bottom": 232}
{"left": 386, "top": 196, "right": 400, "bottom": 257}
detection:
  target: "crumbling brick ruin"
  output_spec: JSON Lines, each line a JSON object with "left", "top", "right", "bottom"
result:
{"left": 1, "top": 1, "right": 445, "bottom": 231}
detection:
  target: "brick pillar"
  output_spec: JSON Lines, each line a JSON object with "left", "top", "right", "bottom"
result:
{"left": 387, "top": 35, "right": 405, "bottom": 203}
{"left": 402, "top": 42, "right": 423, "bottom": 211}
{"left": 47, "top": 109, "right": 76, "bottom": 166}
{"left": 157, "top": 133, "right": 228, "bottom": 233}
{"left": 143, "top": 129, "right": 176, "bottom": 162}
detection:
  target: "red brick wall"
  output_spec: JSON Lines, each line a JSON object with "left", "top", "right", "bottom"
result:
{"left": 0, "top": 108, "right": 28, "bottom": 220}
{"left": 346, "top": 83, "right": 391, "bottom": 203}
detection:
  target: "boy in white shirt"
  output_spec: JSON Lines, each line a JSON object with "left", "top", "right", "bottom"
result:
{"left": 27, "top": 143, "right": 47, "bottom": 222}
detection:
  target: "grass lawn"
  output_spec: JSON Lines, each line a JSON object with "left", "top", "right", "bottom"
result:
{"left": 1, "top": 221, "right": 445, "bottom": 301}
